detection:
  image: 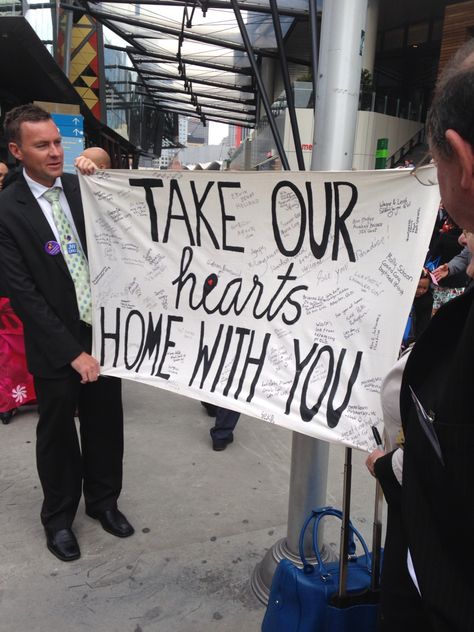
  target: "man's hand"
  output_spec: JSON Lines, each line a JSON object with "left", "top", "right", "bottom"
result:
{"left": 365, "top": 449, "right": 385, "bottom": 477}
{"left": 74, "top": 155, "right": 97, "bottom": 176}
{"left": 71, "top": 352, "right": 100, "bottom": 384}
{"left": 432, "top": 263, "right": 449, "bottom": 281}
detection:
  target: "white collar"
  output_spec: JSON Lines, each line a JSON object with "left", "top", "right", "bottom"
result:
{"left": 23, "top": 169, "right": 63, "bottom": 200}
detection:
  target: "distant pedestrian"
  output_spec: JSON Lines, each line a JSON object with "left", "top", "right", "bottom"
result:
{"left": 201, "top": 402, "right": 240, "bottom": 451}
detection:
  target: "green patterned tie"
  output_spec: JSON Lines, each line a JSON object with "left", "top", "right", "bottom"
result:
{"left": 43, "top": 187, "right": 92, "bottom": 325}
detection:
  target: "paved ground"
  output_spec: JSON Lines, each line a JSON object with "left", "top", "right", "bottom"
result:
{"left": 0, "top": 380, "right": 380, "bottom": 632}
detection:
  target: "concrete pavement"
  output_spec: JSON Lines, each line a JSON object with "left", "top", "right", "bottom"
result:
{"left": 0, "top": 379, "right": 379, "bottom": 632}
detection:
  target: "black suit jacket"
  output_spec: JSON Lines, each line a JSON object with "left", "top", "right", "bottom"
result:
{"left": 0, "top": 173, "right": 88, "bottom": 377}
{"left": 400, "top": 288, "right": 474, "bottom": 630}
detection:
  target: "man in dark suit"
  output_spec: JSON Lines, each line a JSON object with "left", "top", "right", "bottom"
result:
{"left": 367, "top": 40, "right": 474, "bottom": 630}
{"left": 0, "top": 104, "right": 133, "bottom": 562}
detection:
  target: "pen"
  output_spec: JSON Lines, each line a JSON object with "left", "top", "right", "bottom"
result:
{"left": 371, "top": 425, "right": 383, "bottom": 450}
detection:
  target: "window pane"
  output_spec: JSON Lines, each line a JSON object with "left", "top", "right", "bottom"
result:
{"left": 384, "top": 28, "right": 404, "bottom": 51}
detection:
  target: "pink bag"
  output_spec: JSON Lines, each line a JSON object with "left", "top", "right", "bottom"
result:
{"left": 0, "top": 298, "right": 36, "bottom": 414}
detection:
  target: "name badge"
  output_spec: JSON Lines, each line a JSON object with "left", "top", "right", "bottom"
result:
{"left": 67, "top": 243, "right": 78, "bottom": 255}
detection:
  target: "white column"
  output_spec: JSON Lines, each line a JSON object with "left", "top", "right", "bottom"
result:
{"left": 362, "top": 0, "right": 380, "bottom": 76}
{"left": 311, "top": 0, "right": 369, "bottom": 170}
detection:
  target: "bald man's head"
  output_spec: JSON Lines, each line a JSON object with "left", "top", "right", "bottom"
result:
{"left": 81, "top": 147, "right": 112, "bottom": 169}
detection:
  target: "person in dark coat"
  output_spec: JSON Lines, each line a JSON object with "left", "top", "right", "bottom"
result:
{"left": 366, "top": 39, "right": 474, "bottom": 630}
{"left": 0, "top": 105, "right": 134, "bottom": 562}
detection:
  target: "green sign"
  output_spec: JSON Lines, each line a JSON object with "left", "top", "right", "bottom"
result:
{"left": 375, "top": 138, "right": 388, "bottom": 169}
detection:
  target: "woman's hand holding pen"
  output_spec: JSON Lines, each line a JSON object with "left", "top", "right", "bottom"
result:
{"left": 366, "top": 449, "right": 386, "bottom": 477}
{"left": 366, "top": 425, "right": 385, "bottom": 477}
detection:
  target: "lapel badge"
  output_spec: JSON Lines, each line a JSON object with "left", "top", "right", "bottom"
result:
{"left": 45, "top": 240, "right": 61, "bottom": 255}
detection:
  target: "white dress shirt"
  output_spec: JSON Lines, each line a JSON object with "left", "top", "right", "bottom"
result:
{"left": 23, "top": 169, "right": 84, "bottom": 250}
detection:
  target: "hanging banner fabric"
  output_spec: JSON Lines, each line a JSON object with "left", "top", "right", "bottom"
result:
{"left": 79, "top": 168, "right": 439, "bottom": 451}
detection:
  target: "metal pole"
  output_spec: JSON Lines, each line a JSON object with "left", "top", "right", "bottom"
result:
{"left": 311, "top": 0, "right": 368, "bottom": 170}
{"left": 362, "top": 0, "right": 379, "bottom": 75}
{"left": 252, "top": 0, "right": 370, "bottom": 605}
{"left": 288, "top": 0, "right": 332, "bottom": 561}
{"left": 230, "top": 0, "right": 290, "bottom": 170}
{"left": 309, "top": 0, "right": 319, "bottom": 113}
{"left": 269, "top": 0, "right": 305, "bottom": 170}
{"left": 371, "top": 481, "right": 384, "bottom": 590}
{"left": 285, "top": 431, "right": 330, "bottom": 552}
{"left": 338, "top": 447, "right": 352, "bottom": 599}
{"left": 371, "top": 91, "right": 376, "bottom": 112}
{"left": 306, "top": 0, "right": 368, "bottom": 551}
{"left": 63, "top": 10, "right": 73, "bottom": 79}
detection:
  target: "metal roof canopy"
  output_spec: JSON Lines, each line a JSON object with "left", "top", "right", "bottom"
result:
{"left": 68, "top": 0, "right": 312, "bottom": 135}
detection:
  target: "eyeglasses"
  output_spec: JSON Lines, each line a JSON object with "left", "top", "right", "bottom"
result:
{"left": 410, "top": 151, "right": 439, "bottom": 186}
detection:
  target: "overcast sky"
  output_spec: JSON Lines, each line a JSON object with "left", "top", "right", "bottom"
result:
{"left": 208, "top": 122, "right": 229, "bottom": 145}
{"left": 25, "top": 7, "right": 233, "bottom": 148}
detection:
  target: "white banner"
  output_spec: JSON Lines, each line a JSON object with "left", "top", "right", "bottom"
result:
{"left": 79, "top": 168, "right": 439, "bottom": 451}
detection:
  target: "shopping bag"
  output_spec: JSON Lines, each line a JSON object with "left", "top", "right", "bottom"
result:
{"left": 261, "top": 506, "right": 380, "bottom": 632}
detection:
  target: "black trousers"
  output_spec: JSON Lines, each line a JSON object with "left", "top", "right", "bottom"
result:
{"left": 210, "top": 407, "right": 240, "bottom": 441}
{"left": 33, "top": 373, "right": 124, "bottom": 530}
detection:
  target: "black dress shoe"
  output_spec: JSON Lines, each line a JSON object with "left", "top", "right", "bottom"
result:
{"left": 87, "top": 508, "right": 134, "bottom": 538}
{"left": 45, "top": 528, "right": 81, "bottom": 562}
{"left": 212, "top": 436, "right": 234, "bottom": 451}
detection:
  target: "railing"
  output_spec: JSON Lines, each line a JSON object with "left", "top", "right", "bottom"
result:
{"left": 359, "top": 90, "right": 423, "bottom": 122}
{"left": 271, "top": 85, "right": 423, "bottom": 122}
{"left": 228, "top": 85, "right": 427, "bottom": 170}
{"left": 386, "top": 127, "right": 426, "bottom": 168}
{"left": 0, "top": 0, "right": 22, "bottom": 15}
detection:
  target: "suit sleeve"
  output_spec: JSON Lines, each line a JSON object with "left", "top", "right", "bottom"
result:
{"left": 0, "top": 220, "right": 84, "bottom": 369}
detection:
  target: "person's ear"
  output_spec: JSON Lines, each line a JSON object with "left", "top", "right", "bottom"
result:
{"left": 445, "top": 129, "right": 474, "bottom": 190}
{"left": 8, "top": 142, "right": 22, "bottom": 162}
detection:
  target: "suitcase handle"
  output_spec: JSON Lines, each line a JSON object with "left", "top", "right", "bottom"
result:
{"left": 298, "top": 507, "right": 371, "bottom": 578}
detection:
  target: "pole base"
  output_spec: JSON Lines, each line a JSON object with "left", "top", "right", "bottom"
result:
{"left": 251, "top": 537, "right": 337, "bottom": 605}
